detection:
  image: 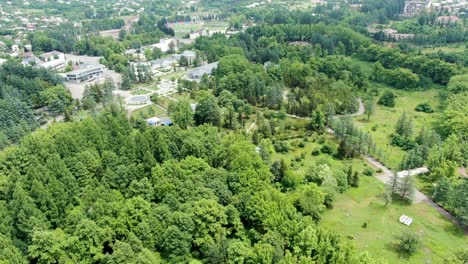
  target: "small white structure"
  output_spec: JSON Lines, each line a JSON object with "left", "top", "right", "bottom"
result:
{"left": 399, "top": 215, "right": 413, "bottom": 226}
{"left": 11, "top": 44, "right": 19, "bottom": 52}
{"left": 147, "top": 117, "right": 162, "bottom": 126}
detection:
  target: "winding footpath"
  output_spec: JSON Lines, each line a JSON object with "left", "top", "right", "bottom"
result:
{"left": 287, "top": 98, "right": 467, "bottom": 234}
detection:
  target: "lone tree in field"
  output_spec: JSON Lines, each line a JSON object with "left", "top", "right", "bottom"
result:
{"left": 395, "top": 112, "right": 413, "bottom": 140}
{"left": 384, "top": 171, "right": 399, "bottom": 205}
{"left": 364, "top": 96, "right": 375, "bottom": 121}
{"left": 350, "top": 171, "right": 359, "bottom": 187}
{"left": 399, "top": 174, "right": 415, "bottom": 203}
{"left": 311, "top": 109, "right": 326, "bottom": 134}
{"left": 383, "top": 185, "right": 393, "bottom": 206}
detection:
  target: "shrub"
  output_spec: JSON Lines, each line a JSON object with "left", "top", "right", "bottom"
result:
{"left": 396, "top": 232, "right": 420, "bottom": 257}
{"left": 274, "top": 141, "right": 289, "bottom": 153}
{"left": 298, "top": 141, "right": 306, "bottom": 148}
{"left": 378, "top": 90, "right": 395, "bottom": 107}
{"left": 414, "top": 102, "right": 433, "bottom": 113}
{"left": 321, "top": 144, "right": 334, "bottom": 155}
{"left": 390, "top": 133, "right": 416, "bottom": 150}
{"left": 363, "top": 168, "right": 374, "bottom": 176}
{"left": 311, "top": 149, "right": 320, "bottom": 156}
{"left": 317, "top": 136, "right": 325, "bottom": 144}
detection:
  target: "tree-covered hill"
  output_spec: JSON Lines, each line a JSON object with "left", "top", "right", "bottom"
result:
{"left": 0, "top": 106, "right": 381, "bottom": 263}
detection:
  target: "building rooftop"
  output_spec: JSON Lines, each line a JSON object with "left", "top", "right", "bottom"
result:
{"left": 66, "top": 63, "right": 105, "bottom": 76}
{"left": 39, "top": 50, "right": 63, "bottom": 59}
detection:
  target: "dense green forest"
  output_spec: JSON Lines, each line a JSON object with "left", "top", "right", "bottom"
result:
{"left": 1, "top": 0, "right": 467, "bottom": 262}
{"left": 0, "top": 62, "right": 72, "bottom": 149}
{"left": 0, "top": 106, "right": 380, "bottom": 263}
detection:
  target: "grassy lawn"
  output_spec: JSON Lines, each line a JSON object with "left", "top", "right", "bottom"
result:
{"left": 172, "top": 92, "right": 196, "bottom": 103}
{"left": 130, "top": 89, "right": 150, "bottom": 95}
{"left": 421, "top": 45, "right": 466, "bottom": 54}
{"left": 172, "top": 22, "right": 203, "bottom": 37}
{"left": 130, "top": 104, "right": 165, "bottom": 119}
{"left": 321, "top": 176, "right": 467, "bottom": 263}
{"left": 352, "top": 88, "right": 440, "bottom": 170}
{"left": 156, "top": 97, "right": 174, "bottom": 109}
{"left": 204, "top": 21, "right": 229, "bottom": 32}
{"left": 160, "top": 70, "right": 187, "bottom": 80}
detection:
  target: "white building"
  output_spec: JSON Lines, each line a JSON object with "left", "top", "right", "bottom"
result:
{"left": 39, "top": 51, "right": 66, "bottom": 71}
{"left": 65, "top": 63, "right": 106, "bottom": 82}
{"left": 141, "top": 38, "right": 175, "bottom": 53}
{"left": 186, "top": 62, "right": 219, "bottom": 82}
{"left": 172, "top": 50, "right": 197, "bottom": 64}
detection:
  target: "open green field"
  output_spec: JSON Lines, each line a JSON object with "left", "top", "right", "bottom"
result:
{"left": 172, "top": 23, "right": 203, "bottom": 32}
{"left": 131, "top": 104, "right": 165, "bottom": 119}
{"left": 156, "top": 96, "right": 175, "bottom": 109}
{"left": 321, "top": 176, "right": 467, "bottom": 263}
{"left": 353, "top": 88, "right": 440, "bottom": 170}
{"left": 273, "top": 0, "right": 316, "bottom": 9}
{"left": 172, "top": 92, "right": 197, "bottom": 103}
{"left": 421, "top": 45, "right": 466, "bottom": 54}
{"left": 171, "top": 21, "right": 228, "bottom": 37}
{"left": 205, "top": 21, "right": 229, "bottom": 31}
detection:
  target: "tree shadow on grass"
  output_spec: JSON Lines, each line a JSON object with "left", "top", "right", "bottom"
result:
{"left": 390, "top": 193, "right": 413, "bottom": 206}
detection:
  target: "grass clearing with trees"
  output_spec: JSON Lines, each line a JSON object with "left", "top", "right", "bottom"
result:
{"left": 271, "top": 134, "right": 371, "bottom": 176}
{"left": 130, "top": 104, "right": 165, "bottom": 119}
{"left": 353, "top": 88, "right": 440, "bottom": 170}
{"left": 321, "top": 176, "right": 467, "bottom": 264}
